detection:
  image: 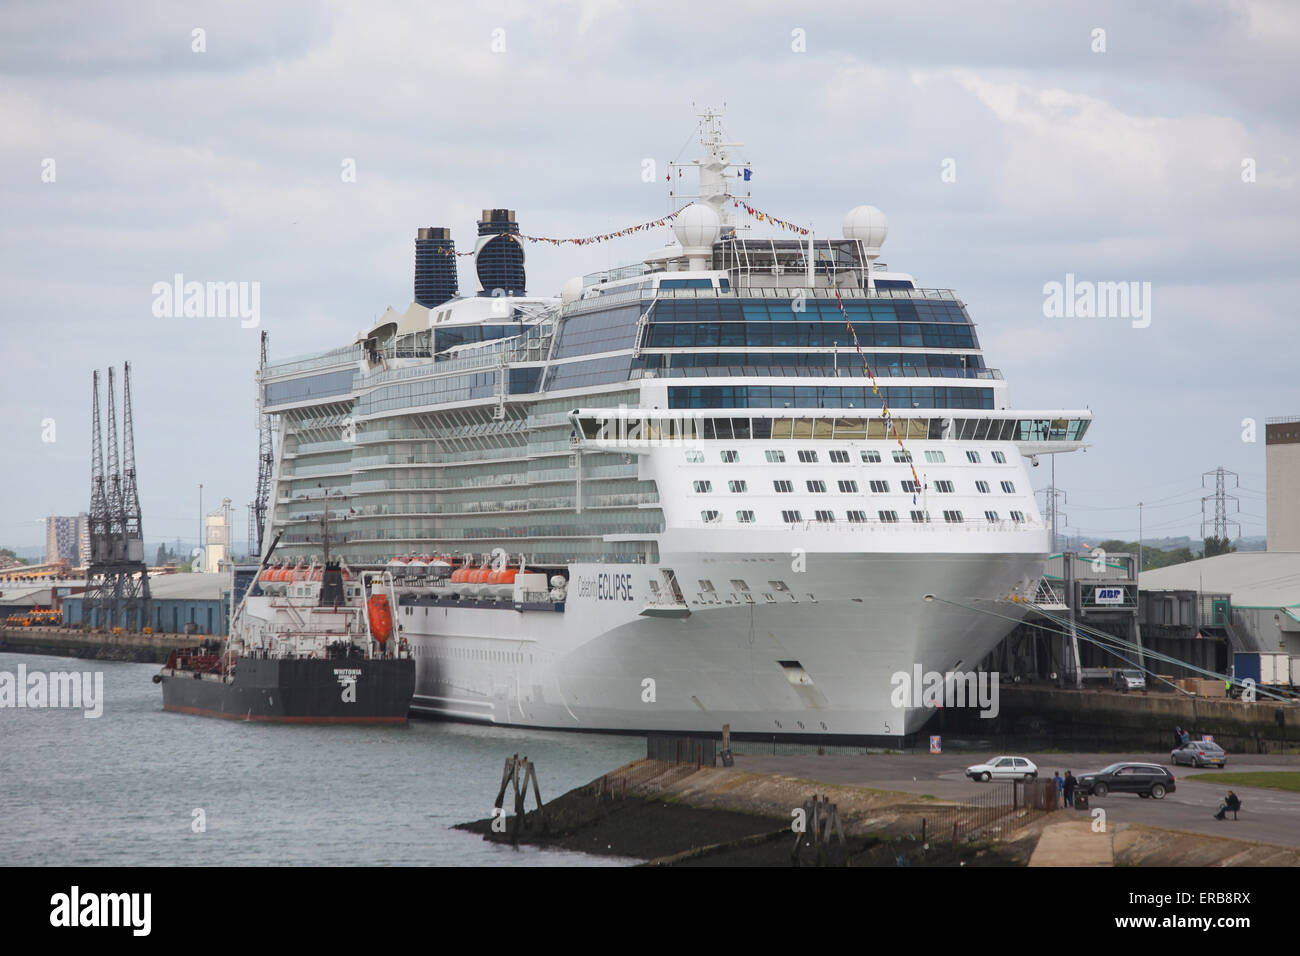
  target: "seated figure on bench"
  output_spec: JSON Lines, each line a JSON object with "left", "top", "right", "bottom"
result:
{"left": 1213, "top": 791, "right": 1241, "bottom": 820}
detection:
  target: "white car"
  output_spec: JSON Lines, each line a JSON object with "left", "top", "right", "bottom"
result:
{"left": 965, "top": 756, "right": 1038, "bottom": 782}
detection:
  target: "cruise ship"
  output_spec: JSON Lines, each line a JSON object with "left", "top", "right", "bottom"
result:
{"left": 253, "top": 111, "right": 1091, "bottom": 739}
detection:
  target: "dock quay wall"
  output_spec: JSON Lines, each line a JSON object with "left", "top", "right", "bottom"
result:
{"left": 0, "top": 626, "right": 198, "bottom": 663}
{"left": 937, "top": 685, "right": 1300, "bottom": 754}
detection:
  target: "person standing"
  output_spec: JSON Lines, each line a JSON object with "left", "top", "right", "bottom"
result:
{"left": 1063, "top": 770, "right": 1076, "bottom": 808}
{"left": 1173, "top": 726, "right": 1184, "bottom": 749}
{"left": 1054, "top": 771, "right": 1064, "bottom": 808}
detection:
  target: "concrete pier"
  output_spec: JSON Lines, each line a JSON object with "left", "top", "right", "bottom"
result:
{"left": 0, "top": 625, "right": 196, "bottom": 663}
{"left": 461, "top": 747, "right": 1300, "bottom": 866}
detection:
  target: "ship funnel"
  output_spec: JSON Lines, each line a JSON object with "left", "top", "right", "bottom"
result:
{"left": 475, "top": 208, "right": 526, "bottom": 297}
{"left": 414, "top": 227, "right": 458, "bottom": 307}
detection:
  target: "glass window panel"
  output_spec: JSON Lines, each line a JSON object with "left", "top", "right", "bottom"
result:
{"left": 834, "top": 418, "right": 866, "bottom": 438}
{"left": 719, "top": 323, "right": 745, "bottom": 346}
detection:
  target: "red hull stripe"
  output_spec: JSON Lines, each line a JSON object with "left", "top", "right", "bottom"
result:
{"left": 164, "top": 704, "right": 407, "bottom": 724}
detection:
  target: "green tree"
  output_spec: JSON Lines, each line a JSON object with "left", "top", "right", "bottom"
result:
{"left": 1203, "top": 536, "right": 1236, "bottom": 558}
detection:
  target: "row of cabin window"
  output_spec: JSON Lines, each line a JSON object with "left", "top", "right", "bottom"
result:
{"left": 692, "top": 479, "right": 1018, "bottom": 494}
{"left": 686, "top": 449, "right": 1008, "bottom": 465}
{"left": 698, "top": 509, "right": 1028, "bottom": 524}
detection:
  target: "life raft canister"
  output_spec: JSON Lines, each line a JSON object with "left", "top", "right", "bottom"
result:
{"left": 367, "top": 594, "right": 393, "bottom": 643}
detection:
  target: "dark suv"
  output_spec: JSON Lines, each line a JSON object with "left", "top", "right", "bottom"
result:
{"left": 1076, "top": 763, "right": 1176, "bottom": 799}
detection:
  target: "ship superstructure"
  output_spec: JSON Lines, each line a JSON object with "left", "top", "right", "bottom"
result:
{"left": 251, "top": 111, "right": 1091, "bottom": 737}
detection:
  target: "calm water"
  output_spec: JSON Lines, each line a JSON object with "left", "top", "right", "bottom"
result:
{"left": 0, "top": 652, "right": 643, "bottom": 866}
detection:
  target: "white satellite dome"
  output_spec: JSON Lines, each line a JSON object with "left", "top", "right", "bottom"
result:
{"left": 842, "top": 205, "right": 889, "bottom": 253}
{"left": 672, "top": 203, "right": 721, "bottom": 253}
{"left": 561, "top": 276, "right": 583, "bottom": 304}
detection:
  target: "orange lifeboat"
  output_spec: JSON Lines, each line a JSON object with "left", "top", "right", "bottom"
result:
{"left": 367, "top": 594, "right": 393, "bottom": 644}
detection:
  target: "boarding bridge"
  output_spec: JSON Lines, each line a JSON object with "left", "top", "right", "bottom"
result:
{"left": 988, "top": 552, "right": 1141, "bottom": 688}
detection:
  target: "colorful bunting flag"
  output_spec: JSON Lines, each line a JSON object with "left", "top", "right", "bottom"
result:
{"left": 818, "top": 252, "right": 923, "bottom": 490}
{"left": 733, "top": 201, "right": 810, "bottom": 235}
{"left": 427, "top": 208, "right": 686, "bottom": 256}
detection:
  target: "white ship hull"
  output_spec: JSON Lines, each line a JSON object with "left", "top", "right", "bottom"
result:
{"left": 354, "top": 548, "right": 1045, "bottom": 738}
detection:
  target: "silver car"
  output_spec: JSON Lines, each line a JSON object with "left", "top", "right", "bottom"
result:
{"left": 965, "top": 756, "right": 1039, "bottom": 782}
{"left": 1171, "top": 740, "right": 1227, "bottom": 768}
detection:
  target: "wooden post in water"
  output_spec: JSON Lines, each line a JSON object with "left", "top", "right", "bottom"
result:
{"left": 792, "top": 793, "right": 846, "bottom": 866}
{"left": 493, "top": 753, "right": 544, "bottom": 845}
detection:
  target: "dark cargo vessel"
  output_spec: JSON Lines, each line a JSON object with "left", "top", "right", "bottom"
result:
{"left": 155, "top": 531, "right": 415, "bottom": 724}
{"left": 157, "top": 642, "right": 414, "bottom": 723}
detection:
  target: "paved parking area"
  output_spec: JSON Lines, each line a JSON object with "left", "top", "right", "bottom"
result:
{"left": 732, "top": 751, "right": 1300, "bottom": 847}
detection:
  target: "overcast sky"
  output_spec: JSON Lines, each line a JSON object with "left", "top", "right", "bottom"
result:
{"left": 2, "top": 0, "right": 1296, "bottom": 550}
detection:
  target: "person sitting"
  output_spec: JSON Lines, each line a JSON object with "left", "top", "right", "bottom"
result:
{"left": 1213, "top": 791, "right": 1242, "bottom": 820}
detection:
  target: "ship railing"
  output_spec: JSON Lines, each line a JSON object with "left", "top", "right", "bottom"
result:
{"left": 342, "top": 524, "right": 665, "bottom": 542}
{"left": 291, "top": 462, "right": 356, "bottom": 478}
{"left": 676, "top": 518, "right": 1046, "bottom": 533}
{"left": 349, "top": 452, "right": 529, "bottom": 468}
{"left": 354, "top": 421, "right": 529, "bottom": 445}
{"left": 1033, "top": 577, "right": 1068, "bottom": 609}
{"left": 286, "top": 439, "right": 357, "bottom": 456}
{"left": 647, "top": 286, "right": 960, "bottom": 301}
{"left": 586, "top": 493, "right": 660, "bottom": 507}
{"left": 337, "top": 474, "right": 543, "bottom": 494}
{"left": 335, "top": 498, "right": 580, "bottom": 517}
{"left": 264, "top": 344, "right": 365, "bottom": 378}
{"left": 653, "top": 366, "right": 1003, "bottom": 380}
{"left": 319, "top": 552, "right": 649, "bottom": 567}
{"left": 529, "top": 412, "right": 575, "bottom": 428}
{"left": 563, "top": 289, "right": 652, "bottom": 315}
